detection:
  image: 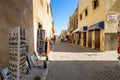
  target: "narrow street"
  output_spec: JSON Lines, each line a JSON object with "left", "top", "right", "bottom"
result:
{"left": 46, "top": 42, "right": 120, "bottom": 80}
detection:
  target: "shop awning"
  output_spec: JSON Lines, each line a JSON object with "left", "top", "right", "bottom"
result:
{"left": 72, "top": 27, "right": 80, "bottom": 33}
{"left": 89, "top": 21, "right": 104, "bottom": 30}
{"left": 72, "top": 26, "right": 88, "bottom": 33}
{"left": 79, "top": 26, "right": 88, "bottom": 32}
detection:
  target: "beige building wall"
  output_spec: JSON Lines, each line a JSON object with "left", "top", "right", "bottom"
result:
{"left": 0, "top": 0, "right": 53, "bottom": 68}
{"left": 69, "top": 8, "right": 78, "bottom": 44}
{"left": 33, "top": 0, "right": 53, "bottom": 57}
{"left": 104, "top": 0, "right": 118, "bottom": 50}
{"left": 108, "top": 0, "right": 120, "bottom": 32}
{"left": 78, "top": 0, "right": 105, "bottom": 28}
{"left": 0, "top": 0, "right": 33, "bottom": 68}
{"left": 78, "top": 0, "right": 105, "bottom": 51}
{"left": 104, "top": 0, "right": 120, "bottom": 50}
{"left": 78, "top": 0, "right": 118, "bottom": 51}
{"left": 60, "top": 30, "right": 67, "bottom": 38}
{"left": 105, "top": 0, "right": 118, "bottom": 33}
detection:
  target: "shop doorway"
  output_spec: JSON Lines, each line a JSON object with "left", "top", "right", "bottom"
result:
{"left": 83, "top": 32, "right": 86, "bottom": 46}
{"left": 95, "top": 29, "right": 100, "bottom": 50}
{"left": 78, "top": 32, "right": 81, "bottom": 44}
{"left": 88, "top": 31, "right": 92, "bottom": 48}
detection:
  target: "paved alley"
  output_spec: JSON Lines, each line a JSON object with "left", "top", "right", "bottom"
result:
{"left": 46, "top": 42, "right": 120, "bottom": 80}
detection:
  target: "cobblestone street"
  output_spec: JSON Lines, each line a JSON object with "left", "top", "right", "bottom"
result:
{"left": 46, "top": 42, "right": 120, "bottom": 80}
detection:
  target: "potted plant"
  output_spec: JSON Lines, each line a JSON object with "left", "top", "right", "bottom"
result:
{"left": 34, "top": 76, "right": 41, "bottom": 80}
{"left": 43, "top": 60, "right": 47, "bottom": 69}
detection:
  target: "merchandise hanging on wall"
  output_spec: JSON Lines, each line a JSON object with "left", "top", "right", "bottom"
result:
{"left": 9, "top": 27, "right": 27, "bottom": 80}
{"left": 37, "top": 29, "right": 45, "bottom": 54}
{"left": 26, "top": 53, "right": 39, "bottom": 67}
{"left": 0, "top": 68, "right": 9, "bottom": 80}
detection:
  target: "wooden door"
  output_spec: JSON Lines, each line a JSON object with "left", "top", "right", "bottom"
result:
{"left": 78, "top": 33, "right": 81, "bottom": 44}
{"left": 95, "top": 29, "right": 100, "bottom": 50}
{"left": 83, "top": 32, "right": 86, "bottom": 46}
{"left": 88, "top": 31, "right": 92, "bottom": 47}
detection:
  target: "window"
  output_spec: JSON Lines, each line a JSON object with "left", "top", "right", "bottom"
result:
{"left": 85, "top": 9, "right": 88, "bottom": 16}
{"left": 93, "top": 0, "right": 99, "bottom": 9}
{"left": 47, "top": 4, "right": 49, "bottom": 14}
{"left": 80, "top": 14, "right": 82, "bottom": 20}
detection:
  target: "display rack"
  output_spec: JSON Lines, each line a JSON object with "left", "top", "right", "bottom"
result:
{"left": 9, "top": 27, "right": 26, "bottom": 80}
{"left": 37, "top": 29, "right": 45, "bottom": 54}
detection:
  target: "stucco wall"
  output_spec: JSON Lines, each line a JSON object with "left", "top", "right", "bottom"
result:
{"left": 78, "top": 0, "right": 105, "bottom": 28}
{"left": 77, "top": 0, "right": 118, "bottom": 51}
{"left": 33, "top": 0, "right": 53, "bottom": 57}
{"left": 105, "top": 33, "right": 117, "bottom": 50}
{"left": 0, "top": 0, "right": 33, "bottom": 69}
{"left": 104, "top": 0, "right": 119, "bottom": 50}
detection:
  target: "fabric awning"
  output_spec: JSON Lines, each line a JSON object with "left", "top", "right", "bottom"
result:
{"left": 72, "top": 26, "right": 88, "bottom": 33}
{"left": 72, "top": 27, "right": 80, "bottom": 33}
{"left": 79, "top": 26, "right": 88, "bottom": 32}
{"left": 89, "top": 21, "right": 104, "bottom": 30}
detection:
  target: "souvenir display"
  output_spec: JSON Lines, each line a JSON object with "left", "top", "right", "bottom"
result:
{"left": 26, "top": 53, "right": 38, "bottom": 67}
{"left": 0, "top": 68, "right": 9, "bottom": 80}
{"left": 9, "top": 27, "right": 26, "bottom": 80}
{"left": 37, "top": 29, "right": 45, "bottom": 54}
{"left": 25, "top": 61, "right": 29, "bottom": 74}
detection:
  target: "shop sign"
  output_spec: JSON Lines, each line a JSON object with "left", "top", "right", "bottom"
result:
{"left": 83, "top": 26, "right": 88, "bottom": 31}
{"left": 107, "top": 13, "right": 118, "bottom": 22}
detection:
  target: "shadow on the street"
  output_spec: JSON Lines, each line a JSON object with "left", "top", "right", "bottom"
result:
{"left": 52, "top": 42, "right": 99, "bottom": 53}
{"left": 46, "top": 60, "right": 120, "bottom": 80}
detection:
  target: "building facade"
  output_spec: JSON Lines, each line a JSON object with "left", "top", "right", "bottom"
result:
{"left": 68, "top": 0, "right": 118, "bottom": 51}
{"left": 0, "top": 0, "right": 53, "bottom": 69}
{"left": 33, "top": 0, "right": 53, "bottom": 58}
{"left": 60, "top": 30, "right": 68, "bottom": 40}
{"left": 0, "top": 0, "right": 33, "bottom": 69}
{"left": 78, "top": 0, "right": 118, "bottom": 51}
{"left": 68, "top": 8, "right": 79, "bottom": 44}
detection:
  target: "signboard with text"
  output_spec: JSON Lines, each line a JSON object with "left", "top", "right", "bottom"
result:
{"left": 107, "top": 13, "right": 118, "bottom": 22}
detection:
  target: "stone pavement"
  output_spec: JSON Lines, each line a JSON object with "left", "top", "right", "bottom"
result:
{"left": 26, "top": 67, "right": 44, "bottom": 80}
{"left": 46, "top": 42, "right": 120, "bottom": 80}
{"left": 26, "top": 59, "right": 49, "bottom": 80}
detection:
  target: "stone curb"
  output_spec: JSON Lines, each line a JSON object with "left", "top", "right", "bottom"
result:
{"left": 41, "top": 51, "right": 51, "bottom": 80}
{"left": 41, "top": 61, "right": 49, "bottom": 80}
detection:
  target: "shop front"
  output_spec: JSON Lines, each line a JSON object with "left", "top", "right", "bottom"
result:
{"left": 76, "top": 32, "right": 80, "bottom": 45}
{"left": 73, "top": 26, "right": 88, "bottom": 46}
{"left": 72, "top": 27, "right": 80, "bottom": 45}
{"left": 78, "top": 32, "right": 81, "bottom": 44}
{"left": 82, "top": 26, "right": 88, "bottom": 47}
{"left": 83, "top": 32, "right": 86, "bottom": 46}
{"left": 89, "top": 21, "right": 104, "bottom": 51}
{"left": 95, "top": 29, "right": 100, "bottom": 50}
{"left": 88, "top": 30, "right": 92, "bottom": 48}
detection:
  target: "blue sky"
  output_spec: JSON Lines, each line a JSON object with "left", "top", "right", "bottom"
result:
{"left": 51, "top": 0, "right": 78, "bottom": 35}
